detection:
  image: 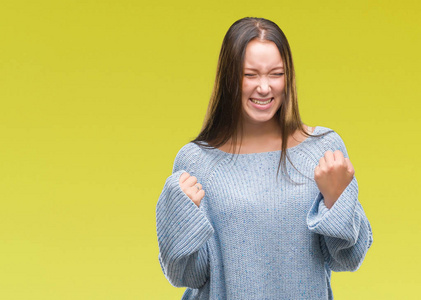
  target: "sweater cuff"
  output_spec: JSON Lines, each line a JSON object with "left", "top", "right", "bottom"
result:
{"left": 157, "top": 170, "right": 214, "bottom": 259}
{"left": 307, "top": 178, "right": 359, "bottom": 242}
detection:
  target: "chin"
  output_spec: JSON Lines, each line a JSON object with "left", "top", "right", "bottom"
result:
{"left": 245, "top": 114, "right": 277, "bottom": 124}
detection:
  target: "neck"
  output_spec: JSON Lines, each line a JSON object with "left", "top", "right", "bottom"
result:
{"left": 237, "top": 119, "right": 282, "bottom": 144}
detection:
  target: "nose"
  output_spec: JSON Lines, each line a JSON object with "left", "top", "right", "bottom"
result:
{"left": 257, "top": 77, "right": 270, "bottom": 95}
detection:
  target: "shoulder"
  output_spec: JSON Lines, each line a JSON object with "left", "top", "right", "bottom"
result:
{"left": 312, "top": 126, "right": 350, "bottom": 157}
{"left": 172, "top": 142, "right": 205, "bottom": 174}
{"left": 172, "top": 141, "right": 227, "bottom": 182}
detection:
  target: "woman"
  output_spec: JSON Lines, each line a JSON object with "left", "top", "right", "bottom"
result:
{"left": 156, "top": 17, "right": 373, "bottom": 299}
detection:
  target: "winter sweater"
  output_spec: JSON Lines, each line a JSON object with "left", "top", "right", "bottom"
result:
{"left": 156, "top": 126, "right": 373, "bottom": 299}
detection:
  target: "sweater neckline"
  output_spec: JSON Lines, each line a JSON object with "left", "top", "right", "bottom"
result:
{"left": 211, "top": 126, "right": 321, "bottom": 156}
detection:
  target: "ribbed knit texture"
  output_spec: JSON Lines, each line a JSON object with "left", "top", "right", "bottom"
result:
{"left": 156, "top": 126, "right": 373, "bottom": 300}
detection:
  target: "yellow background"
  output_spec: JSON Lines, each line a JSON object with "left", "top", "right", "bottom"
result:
{"left": 1, "top": 0, "right": 420, "bottom": 299}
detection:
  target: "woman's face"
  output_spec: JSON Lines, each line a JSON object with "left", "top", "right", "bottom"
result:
{"left": 241, "top": 39, "right": 285, "bottom": 126}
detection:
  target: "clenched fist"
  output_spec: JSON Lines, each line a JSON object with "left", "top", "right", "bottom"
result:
{"left": 314, "top": 150, "right": 355, "bottom": 209}
{"left": 179, "top": 172, "right": 205, "bottom": 208}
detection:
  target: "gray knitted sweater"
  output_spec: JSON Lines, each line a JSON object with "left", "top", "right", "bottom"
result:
{"left": 156, "top": 126, "right": 373, "bottom": 299}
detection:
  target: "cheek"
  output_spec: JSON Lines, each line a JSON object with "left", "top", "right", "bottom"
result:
{"left": 242, "top": 81, "right": 253, "bottom": 93}
{"left": 275, "top": 81, "right": 286, "bottom": 95}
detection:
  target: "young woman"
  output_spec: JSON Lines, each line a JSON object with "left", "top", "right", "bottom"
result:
{"left": 156, "top": 17, "right": 373, "bottom": 299}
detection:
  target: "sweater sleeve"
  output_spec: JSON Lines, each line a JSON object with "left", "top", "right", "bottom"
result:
{"left": 306, "top": 131, "right": 374, "bottom": 272}
{"left": 156, "top": 143, "right": 215, "bottom": 288}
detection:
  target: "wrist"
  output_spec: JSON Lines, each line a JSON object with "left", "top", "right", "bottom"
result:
{"left": 323, "top": 196, "right": 339, "bottom": 209}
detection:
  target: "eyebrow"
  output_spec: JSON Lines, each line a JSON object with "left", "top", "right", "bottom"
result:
{"left": 244, "top": 66, "right": 284, "bottom": 71}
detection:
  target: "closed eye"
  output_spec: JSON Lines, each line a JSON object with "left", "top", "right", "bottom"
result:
{"left": 244, "top": 74, "right": 256, "bottom": 77}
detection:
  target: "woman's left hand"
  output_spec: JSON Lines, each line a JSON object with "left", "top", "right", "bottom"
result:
{"left": 314, "top": 150, "right": 355, "bottom": 209}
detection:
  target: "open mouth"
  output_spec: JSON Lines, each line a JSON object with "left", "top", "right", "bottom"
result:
{"left": 250, "top": 98, "right": 274, "bottom": 105}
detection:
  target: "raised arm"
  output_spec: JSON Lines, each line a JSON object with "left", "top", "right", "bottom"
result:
{"left": 156, "top": 144, "right": 214, "bottom": 288}
{"left": 307, "top": 131, "right": 373, "bottom": 272}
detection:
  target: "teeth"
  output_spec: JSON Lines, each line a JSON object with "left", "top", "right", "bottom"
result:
{"left": 251, "top": 98, "right": 272, "bottom": 105}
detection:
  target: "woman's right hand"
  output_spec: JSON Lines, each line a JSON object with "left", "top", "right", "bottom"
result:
{"left": 179, "top": 172, "right": 205, "bottom": 207}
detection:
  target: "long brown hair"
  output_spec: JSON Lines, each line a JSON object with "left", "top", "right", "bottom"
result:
{"left": 190, "top": 17, "right": 331, "bottom": 182}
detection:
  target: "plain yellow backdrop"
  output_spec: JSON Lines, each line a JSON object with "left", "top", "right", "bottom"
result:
{"left": 1, "top": 0, "right": 420, "bottom": 299}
